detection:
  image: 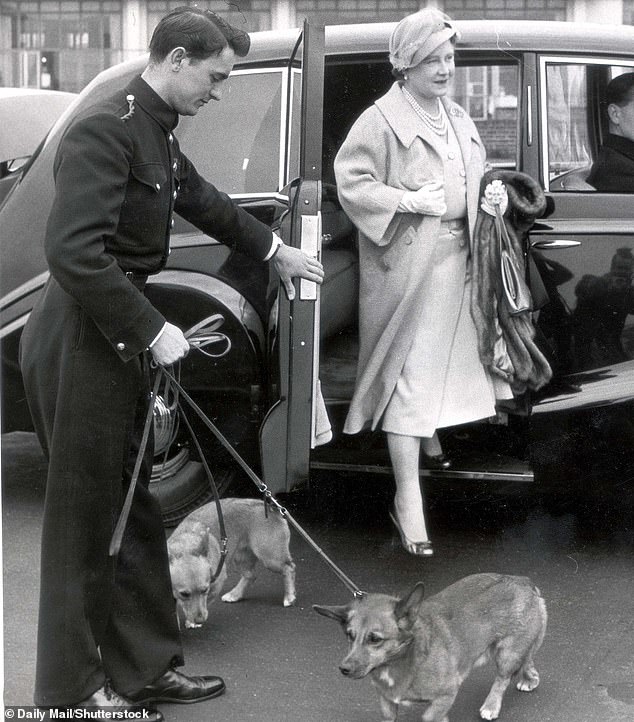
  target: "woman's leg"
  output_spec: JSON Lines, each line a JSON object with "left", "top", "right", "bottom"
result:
{"left": 420, "top": 432, "right": 443, "bottom": 457}
{"left": 386, "top": 432, "right": 430, "bottom": 548}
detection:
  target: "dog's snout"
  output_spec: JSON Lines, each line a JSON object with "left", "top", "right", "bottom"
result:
{"left": 339, "top": 664, "right": 352, "bottom": 676}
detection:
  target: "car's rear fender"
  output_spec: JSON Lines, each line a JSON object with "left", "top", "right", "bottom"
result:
{"left": 146, "top": 269, "right": 265, "bottom": 408}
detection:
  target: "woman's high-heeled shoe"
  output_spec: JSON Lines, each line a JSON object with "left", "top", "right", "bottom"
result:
{"left": 420, "top": 452, "right": 451, "bottom": 470}
{"left": 388, "top": 505, "right": 434, "bottom": 557}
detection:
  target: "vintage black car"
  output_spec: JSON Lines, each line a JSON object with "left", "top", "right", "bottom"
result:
{"left": 2, "top": 20, "right": 634, "bottom": 523}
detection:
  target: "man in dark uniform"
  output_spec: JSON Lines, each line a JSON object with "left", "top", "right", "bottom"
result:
{"left": 19, "top": 7, "right": 323, "bottom": 717}
{"left": 587, "top": 72, "right": 634, "bottom": 192}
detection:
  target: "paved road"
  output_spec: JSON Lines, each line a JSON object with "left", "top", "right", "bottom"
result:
{"left": 2, "top": 431, "right": 634, "bottom": 721}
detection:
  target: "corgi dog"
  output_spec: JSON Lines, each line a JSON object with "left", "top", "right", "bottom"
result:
{"left": 314, "top": 573, "right": 546, "bottom": 721}
{"left": 168, "top": 497, "right": 296, "bottom": 628}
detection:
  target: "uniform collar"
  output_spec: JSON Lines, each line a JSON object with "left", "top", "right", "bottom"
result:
{"left": 604, "top": 132, "right": 634, "bottom": 161}
{"left": 126, "top": 75, "right": 179, "bottom": 132}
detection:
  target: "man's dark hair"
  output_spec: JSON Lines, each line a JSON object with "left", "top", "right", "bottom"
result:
{"left": 149, "top": 6, "right": 250, "bottom": 63}
{"left": 606, "top": 72, "right": 634, "bottom": 107}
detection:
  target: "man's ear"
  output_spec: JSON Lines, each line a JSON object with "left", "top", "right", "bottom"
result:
{"left": 607, "top": 102, "right": 621, "bottom": 127}
{"left": 395, "top": 582, "right": 425, "bottom": 621}
{"left": 169, "top": 47, "right": 188, "bottom": 71}
{"left": 313, "top": 604, "right": 349, "bottom": 624}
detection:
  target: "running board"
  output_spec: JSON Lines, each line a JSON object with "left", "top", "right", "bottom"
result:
{"left": 310, "top": 461, "right": 534, "bottom": 483}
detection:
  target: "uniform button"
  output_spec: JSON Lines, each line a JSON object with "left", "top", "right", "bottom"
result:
{"left": 173, "top": 190, "right": 177, "bottom": 199}
{"left": 459, "top": 169, "right": 466, "bottom": 177}
{"left": 155, "top": 183, "right": 161, "bottom": 190}
{"left": 168, "top": 134, "right": 174, "bottom": 143}
{"left": 117, "top": 342, "right": 125, "bottom": 351}
{"left": 170, "top": 219, "right": 175, "bottom": 228}
{"left": 448, "top": 151, "right": 455, "bottom": 160}
{"left": 172, "top": 162, "right": 177, "bottom": 171}
{"left": 405, "top": 238, "right": 413, "bottom": 245}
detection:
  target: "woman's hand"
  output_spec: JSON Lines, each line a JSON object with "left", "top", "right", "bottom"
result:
{"left": 400, "top": 181, "right": 447, "bottom": 216}
{"left": 272, "top": 244, "right": 324, "bottom": 300}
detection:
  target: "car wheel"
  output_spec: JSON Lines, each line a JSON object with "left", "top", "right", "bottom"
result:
{"left": 147, "top": 388, "right": 253, "bottom": 526}
{"left": 151, "top": 453, "right": 243, "bottom": 528}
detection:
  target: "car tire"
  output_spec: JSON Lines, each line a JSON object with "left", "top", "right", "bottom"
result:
{"left": 152, "top": 456, "right": 250, "bottom": 528}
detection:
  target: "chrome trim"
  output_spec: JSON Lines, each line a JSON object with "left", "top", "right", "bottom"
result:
{"left": 0, "top": 312, "right": 31, "bottom": 339}
{"left": 310, "top": 461, "right": 534, "bottom": 482}
{"left": 229, "top": 191, "right": 289, "bottom": 204}
{"left": 288, "top": 67, "right": 302, "bottom": 184}
{"left": 0, "top": 270, "right": 49, "bottom": 312}
{"left": 526, "top": 84, "right": 533, "bottom": 146}
{"left": 280, "top": 66, "right": 290, "bottom": 190}
{"left": 530, "top": 239, "right": 581, "bottom": 249}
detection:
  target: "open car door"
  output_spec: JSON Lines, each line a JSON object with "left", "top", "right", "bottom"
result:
{"left": 260, "top": 22, "right": 326, "bottom": 494}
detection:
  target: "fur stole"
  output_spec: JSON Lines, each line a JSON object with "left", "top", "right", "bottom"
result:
{"left": 470, "top": 170, "right": 553, "bottom": 392}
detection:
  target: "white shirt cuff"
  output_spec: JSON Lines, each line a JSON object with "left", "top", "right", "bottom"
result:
{"left": 149, "top": 323, "right": 166, "bottom": 349}
{"left": 263, "top": 232, "right": 284, "bottom": 261}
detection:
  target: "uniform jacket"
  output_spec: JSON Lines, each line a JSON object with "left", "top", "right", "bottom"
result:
{"left": 587, "top": 133, "right": 634, "bottom": 192}
{"left": 334, "top": 82, "right": 486, "bottom": 433}
{"left": 43, "top": 75, "right": 273, "bottom": 362}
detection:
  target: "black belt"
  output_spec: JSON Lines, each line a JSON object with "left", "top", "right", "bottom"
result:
{"left": 124, "top": 271, "right": 149, "bottom": 290}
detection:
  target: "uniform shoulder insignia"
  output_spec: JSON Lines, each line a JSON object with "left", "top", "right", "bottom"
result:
{"left": 120, "top": 94, "right": 135, "bottom": 122}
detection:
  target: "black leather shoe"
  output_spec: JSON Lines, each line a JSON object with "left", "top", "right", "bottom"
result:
{"left": 73, "top": 683, "right": 163, "bottom": 722}
{"left": 127, "top": 668, "right": 226, "bottom": 705}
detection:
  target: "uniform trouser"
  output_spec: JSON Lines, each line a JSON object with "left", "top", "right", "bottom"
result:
{"left": 19, "top": 279, "right": 183, "bottom": 706}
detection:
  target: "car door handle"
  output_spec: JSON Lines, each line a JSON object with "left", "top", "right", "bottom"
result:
{"left": 530, "top": 239, "right": 582, "bottom": 250}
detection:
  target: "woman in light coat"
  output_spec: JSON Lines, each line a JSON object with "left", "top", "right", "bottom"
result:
{"left": 334, "top": 8, "right": 511, "bottom": 556}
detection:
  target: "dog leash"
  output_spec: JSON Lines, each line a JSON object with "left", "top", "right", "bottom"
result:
{"left": 159, "top": 364, "right": 366, "bottom": 599}
{"left": 109, "top": 316, "right": 231, "bottom": 579}
{"left": 110, "top": 315, "right": 365, "bottom": 598}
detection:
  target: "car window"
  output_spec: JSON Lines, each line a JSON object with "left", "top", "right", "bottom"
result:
{"left": 452, "top": 61, "right": 519, "bottom": 170}
{"left": 174, "top": 68, "right": 287, "bottom": 196}
{"left": 542, "top": 57, "right": 634, "bottom": 191}
{"left": 322, "top": 55, "right": 519, "bottom": 183}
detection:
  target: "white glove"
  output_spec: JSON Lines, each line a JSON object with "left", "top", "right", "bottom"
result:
{"left": 149, "top": 322, "right": 190, "bottom": 366}
{"left": 399, "top": 181, "right": 447, "bottom": 217}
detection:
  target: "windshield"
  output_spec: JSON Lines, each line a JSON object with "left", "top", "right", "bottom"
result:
{"left": 175, "top": 68, "right": 286, "bottom": 195}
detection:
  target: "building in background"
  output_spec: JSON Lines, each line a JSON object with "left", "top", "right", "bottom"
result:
{"left": 0, "top": 0, "right": 631, "bottom": 92}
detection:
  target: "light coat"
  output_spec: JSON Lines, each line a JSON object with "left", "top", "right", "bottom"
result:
{"left": 334, "top": 82, "right": 486, "bottom": 433}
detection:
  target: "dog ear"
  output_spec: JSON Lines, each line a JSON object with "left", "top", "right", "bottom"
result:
{"left": 312, "top": 604, "right": 349, "bottom": 624}
{"left": 395, "top": 582, "right": 425, "bottom": 621}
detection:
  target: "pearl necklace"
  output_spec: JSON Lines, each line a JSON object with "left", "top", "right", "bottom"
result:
{"left": 402, "top": 87, "right": 448, "bottom": 136}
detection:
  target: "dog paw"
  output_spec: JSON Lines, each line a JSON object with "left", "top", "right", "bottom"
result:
{"left": 479, "top": 704, "right": 500, "bottom": 720}
{"left": 517, "top": 674, "right": 540, "bottom": 692}
{"left": 283, "top": 595, "right": 297, "bottom": 607}
{"left": 221, "top": 592, "right": 242, "bottom": 603}
{"left": 184, "top": 621, "right": 203, "bottom": 629}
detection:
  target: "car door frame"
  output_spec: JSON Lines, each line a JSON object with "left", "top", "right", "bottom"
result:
{"left": 259, "top": 22, "right": 326, "bottom": 494}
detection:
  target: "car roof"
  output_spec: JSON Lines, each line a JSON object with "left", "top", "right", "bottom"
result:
{"left": 0, "top": 89, "right": 77, "bottom": 160}
{"left": 248, "top": 19, "right": 634, "bottom": 62}
{"left": 82, "top": 18, "right": 634, "bottom": 94}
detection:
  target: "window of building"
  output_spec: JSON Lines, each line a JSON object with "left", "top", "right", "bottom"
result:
{"left": 5, "top": 0, "right": 122, "bottom": 49}
{"left": 445, "top": 0, "right": 566, "bottom": 21}
{"left": 0, "top": 0, "right": 123, "bottom": 90}
{"left": 295, "top": 0, "right": 419, "bottom": 26}
{"left": 146, "top": 0, "right": 270, "bottom": 35}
